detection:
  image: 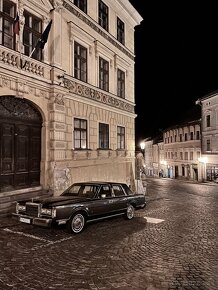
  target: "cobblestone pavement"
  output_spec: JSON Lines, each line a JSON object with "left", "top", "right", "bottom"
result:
{"left": 0, "top": 178, "right": 218, "bottom": 290}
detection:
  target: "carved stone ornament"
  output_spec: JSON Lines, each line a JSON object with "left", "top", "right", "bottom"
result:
{"left": 63, "top": 79, "right": 134, "bottom": 113}
{"left": 0, "top": 96, "right": 42, "bottom": 121}
{"left": 54, "top": 93, "right": 65, "bottom": 105}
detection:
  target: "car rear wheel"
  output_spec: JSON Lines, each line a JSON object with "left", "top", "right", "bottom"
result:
{"left": 125, "top": 205, "right": 135, "bottom": 220}
{"left": 67, "top": 212, "right": 86, "bottom": 234}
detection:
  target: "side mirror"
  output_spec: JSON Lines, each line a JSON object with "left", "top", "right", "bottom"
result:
{"left": 101, "top": 194, "right": 106, "bottom": 199}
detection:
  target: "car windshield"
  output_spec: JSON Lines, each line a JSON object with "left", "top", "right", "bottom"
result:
{"left": 62, "top": 184, "right": 100, "bottom": 198}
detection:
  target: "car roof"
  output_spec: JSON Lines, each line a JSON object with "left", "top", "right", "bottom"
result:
{"left": 73, "top": 181, "right": 125, "bottom": 185}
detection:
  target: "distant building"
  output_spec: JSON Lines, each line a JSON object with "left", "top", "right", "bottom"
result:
{"left": 0, "top": 0, "right": 142, "bottom": 198}
{"left": 196, "top": 92, "right": 218, "bottom": 182}
{"left": 163, "top": 120, "right": 201, "bottom": 180}
{"left": 141, "top": 108, "right": 202, "bottom": 182}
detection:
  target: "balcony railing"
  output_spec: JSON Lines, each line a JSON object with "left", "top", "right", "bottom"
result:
{"left": 0, "top": 46, "right": 50, "bottom": 80}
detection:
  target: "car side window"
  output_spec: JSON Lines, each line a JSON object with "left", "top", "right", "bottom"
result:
{"left": 81, "top": 185, "right": 99, "bottom": 198}
{"left": 99, "top": 185, "right": 111, "bottom": 198}
{"left": 112, "top": 185, "right": 125, "bottom": 197}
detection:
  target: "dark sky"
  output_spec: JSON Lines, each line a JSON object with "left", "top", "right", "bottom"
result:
{"left": 129, "top": 0, "right": 218, "bottom": 144}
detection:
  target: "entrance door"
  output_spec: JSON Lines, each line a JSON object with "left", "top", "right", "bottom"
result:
{"left": 175, "top": 166, "right": 178, "bottom": 178}
{"left": 0, "top": 96, "right": 42, "bottom": 192}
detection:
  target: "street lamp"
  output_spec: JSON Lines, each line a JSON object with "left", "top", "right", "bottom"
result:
{"left": 140, "top": 141, "right": 145, "bottom": 156}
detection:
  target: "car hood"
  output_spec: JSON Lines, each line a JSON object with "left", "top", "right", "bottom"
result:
{"left": 32, "top": 196, "right": 91, "bottom": 207}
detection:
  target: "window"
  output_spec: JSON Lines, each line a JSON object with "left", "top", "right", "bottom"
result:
{"left": 99, "top": 123, "right": 109, "bottom": 149}
{"left": 0, "top": 0, "right": 16, "bottom": 49}
{"left": 98, "top": 0, "right": 108, "bottom": 31}
{"left": 185, "top": 152, "right": 188, "bottom": 160}
{"left": 117, "top": 69, "right": 125, "bottom": 98}
{"left": 184, "top": 133, "right": 188, "bottom": 141}
{"left": 206, "top": 115, "right": 211, "bottom": 127}
{"left": 117, "top": 17, "right": 125, "bottom": 45}
{"left": 179, "top": 134, "right": 182, "bottom": 142}
{"left": 74, "top": 118, "right": 87, "bottom": 149}
{"left": 99, "top": 57, "right": 109, "bottom": 91}
{"left": 99, "top": 185, "right": 111, "bottom": 197}
{"left": 74, "top": 42, "right": 87, "bottom": 82}
{"left": 190, "top": 132, "right": 193, "bottom": 140}
{"left": 190, "top": 152, "right": 193, "bottom": 160}
{"left": 174, "top": 135, "right": 177, "bottom": 142}
{"left": 23, "top": 11, "right": 42, "bottom": 60}
{"left": 196, "top": 131, "right": 200, "bottom": 140}
{"left": 112, "top": 185, "right": 125, "bottom": 197}
{"left": 73, "top": 0, "right": 87, "bottom": 13}
{"left": 117, "top": 126, "right": 125, "bottom": 149}
{"left": 197, "top": 151, "right": 200, "bottom": 159}
{"left": 180, "top": 152, "right": 183, "bottom": 160}
{"left": 174, "top": 152, "right": 177, "bottom": 158}
{"left": 206, "top": 139, "right": 211, "bottom": 151}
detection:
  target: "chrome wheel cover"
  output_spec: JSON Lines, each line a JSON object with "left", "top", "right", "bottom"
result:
{"left": 127, "top": 205, "right": 134, "bottom": 219}
{"left": 71, "top": 214, "right": 85, "bottom": 233}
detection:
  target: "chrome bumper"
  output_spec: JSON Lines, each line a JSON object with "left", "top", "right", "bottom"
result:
{"left": 12, "top": 213, "right": 52, "bottom": 227}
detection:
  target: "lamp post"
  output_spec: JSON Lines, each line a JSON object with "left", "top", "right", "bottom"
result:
{"left": 138, "top": 141, "right": 147, "bottom": 194}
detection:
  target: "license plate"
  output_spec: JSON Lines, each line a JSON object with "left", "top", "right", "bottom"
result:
{"left": 19, "top": 217, "right": 31, "bottom": 224}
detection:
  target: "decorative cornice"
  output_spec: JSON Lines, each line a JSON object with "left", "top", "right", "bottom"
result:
{"left": 63, "top": 1, "right": 134, "bottom": 61}
{"left": 63, "top": 78, "right": 134, "bottom": 113}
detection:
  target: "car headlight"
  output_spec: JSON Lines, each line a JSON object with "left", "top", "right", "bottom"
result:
{"left": 17, "top": 204, "right": 26, "bottom": 212}
{"left": 41, "top": 208, "right": 52, "bottom": 215}
{"left": 41, "top": 208, "right": 56, "bottom": 217}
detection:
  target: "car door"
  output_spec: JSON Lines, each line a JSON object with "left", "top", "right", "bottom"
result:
{"left": 111, "top": 184, "right": 128, "bottom": 213}
{"left": 88, "top": 185, "right": 114, "bottom": 218}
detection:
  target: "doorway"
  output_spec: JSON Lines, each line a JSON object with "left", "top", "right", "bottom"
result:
{"left": 0, "top": 96, "right": 42, "bottom": 192}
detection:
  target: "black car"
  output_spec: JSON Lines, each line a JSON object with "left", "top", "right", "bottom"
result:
{"left": 13, "top": 181, "right": 146, "bottom": 234}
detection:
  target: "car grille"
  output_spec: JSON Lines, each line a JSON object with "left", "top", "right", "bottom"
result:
{"left": 25, "top": 203, "right": 40, "bottom": 217}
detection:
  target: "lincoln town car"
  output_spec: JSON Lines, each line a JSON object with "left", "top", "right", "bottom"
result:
{"left": 13, "top": 181, "right": 146, "bottom": 234}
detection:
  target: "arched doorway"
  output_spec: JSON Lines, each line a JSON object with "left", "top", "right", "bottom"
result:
{"left": 0, "top": 96, "right": 42, "bottom": 192}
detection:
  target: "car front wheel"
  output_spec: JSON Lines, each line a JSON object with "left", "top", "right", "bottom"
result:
{"left": 125, "top": 205, "right": 135, "bottom": 220}
{"left": 67, "top": 212, "right": 86, "bottom": 234}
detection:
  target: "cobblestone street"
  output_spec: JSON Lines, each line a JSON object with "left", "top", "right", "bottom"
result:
{"left": 0, "top": 178, "right": 217, "bottom": 290}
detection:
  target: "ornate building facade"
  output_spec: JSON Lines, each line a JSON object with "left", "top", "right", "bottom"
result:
{"left": 162, "top": 120, "right": 201, "bottom": 180}
{"left": 0, "top": 0, "right": 142, "bottom": 196}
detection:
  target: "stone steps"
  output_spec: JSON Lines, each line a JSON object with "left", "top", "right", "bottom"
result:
{"left": 0, "top": 187, "right": 53, "bottom": 217}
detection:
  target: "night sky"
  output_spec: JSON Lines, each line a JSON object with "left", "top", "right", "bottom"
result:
{"left": 129, "top": 0, "right": 218, "bottom": 144}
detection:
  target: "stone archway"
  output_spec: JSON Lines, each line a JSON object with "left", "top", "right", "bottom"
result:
{"left": 0, "top": 96, "right": 42, "bottom": 192}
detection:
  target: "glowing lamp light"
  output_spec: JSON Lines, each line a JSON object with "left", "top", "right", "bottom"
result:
{"left": 140, "top": 141, "right": 145, "bottom": 150}
{"left": 198, "top": 157, "right": 208, "bottom": 163}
